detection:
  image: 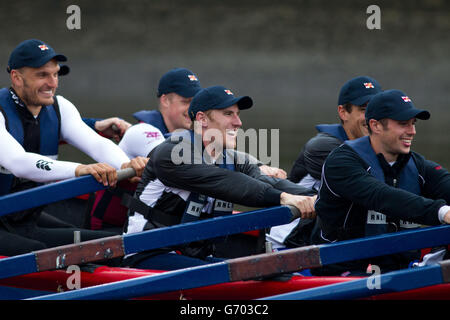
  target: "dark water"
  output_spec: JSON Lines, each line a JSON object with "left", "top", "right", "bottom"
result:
{"left": 0, "top": 0, "right": 449, "bottom": 171}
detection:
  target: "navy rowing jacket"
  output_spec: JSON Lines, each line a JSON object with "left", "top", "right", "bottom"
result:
{"left": 314, "top": 136, "right": 450, "bottom": 274}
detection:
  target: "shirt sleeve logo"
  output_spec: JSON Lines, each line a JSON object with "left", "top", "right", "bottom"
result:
{"left": 36, "top": 159, "right": 53, "bottom": 171}
{"left": 144, "top": 131, "right": 161, "bottom": 138}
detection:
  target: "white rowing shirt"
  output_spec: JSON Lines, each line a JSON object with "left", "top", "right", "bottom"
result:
{"left": 0, "top": 95, "right": 130, "bottom": 183}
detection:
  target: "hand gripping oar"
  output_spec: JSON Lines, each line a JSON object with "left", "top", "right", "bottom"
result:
{"left": 0, "top": 167, "right": 136, "bottom": 217}
{"left": 260, "top": 259, "right": 450, "bottom": 300}
{"left": 0, "top": 205, "right": 301, "bottom": 280}
{"left": 29, "top": 224, "right": 450, "bottom": 300}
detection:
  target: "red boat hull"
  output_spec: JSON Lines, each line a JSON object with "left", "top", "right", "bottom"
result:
{"left": 1, "top": 263, "right": 449, "bottom": 300}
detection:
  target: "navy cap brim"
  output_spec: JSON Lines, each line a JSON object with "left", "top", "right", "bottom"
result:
{"left": 29, "top": 53, "right": 67, "bottom": 69}
{"left": 390, "top": 108, "right": 430, "bottom": 121}
{"left": 350, "top": 93, "right": 376, "bottom": 106}
{"left": 8, "top": 53, "right": 68, "bottom": 72}
{"left": 174, "top": 86, "right": 201, "bottom": 98}
{"left": 215, "top": 96, "right": 253, "bottom": 111}
{"left": 236, "top": 96, "right": 253, "bottom": 110}
{"left": 52, "top": 54, "right": 67, "bottom": 62}
{"left": 58, "top": 64, "right": 70, "bottom": 76}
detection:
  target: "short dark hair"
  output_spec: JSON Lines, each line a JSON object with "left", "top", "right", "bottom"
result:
{"left": 367, "top": 118, "right": 388, "bottom": 134}
{"left": 339, "top": 103, "right": 352, "bottom": 124}
{"left": 339, "top": 102, "right": 367, "bottom": 124}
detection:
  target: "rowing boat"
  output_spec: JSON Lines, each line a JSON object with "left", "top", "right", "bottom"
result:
{"left": 0, "top": 169, "right": 449, "bottom": 300}
{"left": 1, "top": 260, "right": 449, "bottom": 300}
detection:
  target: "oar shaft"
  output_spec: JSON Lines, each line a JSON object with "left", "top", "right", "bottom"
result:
{"left": 30, "top": 225, "right": 450, "bottom": 300}
{"left": 0, "top": 205, "right": 295, "bottom": 279}
{"left": 117, "top": 167, "right": 136, "bottom": 181}
{"left": 260, "top": 260, "right": 450, "bottom": 300}
{"left": 0, "top": 168, "right": 136, "bottom": 217}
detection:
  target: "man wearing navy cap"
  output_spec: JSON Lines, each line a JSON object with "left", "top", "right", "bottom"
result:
{"left": 314, "top": 89, "right": 450, "bottom": 275}
{"left": 7, "top": 39, "right": 130, "bottom": 142}
{"left": 270, "top": 76, "right": 381, "bottom": 250}
{"left": 91, "top": 69, "right": 285, "bottom": 233}
{"left": 121, "top": 85, "right": 317, "bottom": 270}
{"left": 0, "top": 39, "right": 147, "bottom": 256}
{"left": 132, "top": 68, "right": 202, "bottom": 135}
{"left": 289, "top": 76, "right": 382, "bottom": 187}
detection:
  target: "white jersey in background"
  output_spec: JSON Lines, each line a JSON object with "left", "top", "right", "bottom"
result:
{"left": 118, "top": 123, "right": 165, "bottom": 158}
{"left": 266, "top": 177, "right": 321, "bottom": 250}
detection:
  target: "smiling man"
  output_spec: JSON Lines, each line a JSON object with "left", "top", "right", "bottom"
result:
{"left": 132, "top": 68, "right": 202, "bottom": 135}
{"left": 314, "top": 89, "right": 450, "bottom": 276}
{"left": 288, "top": 76, "right": 382, "bottom": 188}
{"left": 0, "top": 39, "right": 147, "bottom": 256}
{"left": 90, "top": 70, "right": 286, "bottom": 233}
{"left": 270, "top": 76, "right": 381, "bottom": 250}
{"left": 121, "top": 85, "right": 317, "bottom": 270}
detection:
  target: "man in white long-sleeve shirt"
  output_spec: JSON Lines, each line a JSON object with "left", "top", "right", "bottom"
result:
{"left": 0, "top": 39, "right": 147, "bottom": 256}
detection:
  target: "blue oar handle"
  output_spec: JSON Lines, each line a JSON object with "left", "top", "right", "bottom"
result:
{"left": 285, "top": 205, "right": 301, "bottom": 220}
{"left": 0, "top": 167, "right": 138, "bottom": 217}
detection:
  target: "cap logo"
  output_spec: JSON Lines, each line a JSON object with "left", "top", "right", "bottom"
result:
{"left": 364, "top": 82, "right": 374, "bottom": 89}
{"left": 401, "top": 96, "right": 412, "bottom": 102}
{"left": 38, "top": 44, "right": 49, "bottom": 51}
{"left": 224, "top": 89, "right": 233, "bottom": 95}
{"left": 188, "top": 74, "right": 198, "bottom": 81}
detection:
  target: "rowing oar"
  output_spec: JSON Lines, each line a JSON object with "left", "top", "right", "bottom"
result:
{"left": 30, "top": 224, "right": 450, "bottom": 300}
{"left": 0, "top": 205, "right": 300, "bottom": 280}
{"left": 0, "top": 167, "right": 136, "bottom": 217}
{"left": 260, "top": 259, "right": 450, "bottom": 300}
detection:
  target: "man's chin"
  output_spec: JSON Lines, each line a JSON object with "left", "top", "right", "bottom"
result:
{"left": 181, "top": 120, "right": 192, "bottom": 130}
{"left": 225, "top": 139, "right": 237, "bottom": 150}
{"left": 36, "top": 96, "right": 55, "bottom": 106}
{"left": 359, "top": 126, "right": 369, "bottom": 137}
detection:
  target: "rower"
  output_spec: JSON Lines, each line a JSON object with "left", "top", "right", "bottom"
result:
{"left": 120, "top": 85, "right": 317, "bottom": 271}
{"left": 267, "top": 76, "right": 382, "bottom": 250}
{"left": 0, "top": 39, "right": 147, "bottom": 256}
{"left": 89, "top": 68, "right": 287, "bottom": 233}
{"left": 314, "top": 89, "right": 450, "bottom": 275}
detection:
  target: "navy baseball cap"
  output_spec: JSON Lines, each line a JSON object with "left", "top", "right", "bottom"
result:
{"left": 7, "top": 39, "right": 69, "bottom": 75}
{"left": 365, "top": 89, "right": 430, "bottom": 121}
{"left": 188, "top": 85, "right": 253, "bottom": 120}
{"left": 338, "top": 76, "right": 382, "bottom": 106}
{"left": 157, "top": 68, "right": 202, "bottom": 98}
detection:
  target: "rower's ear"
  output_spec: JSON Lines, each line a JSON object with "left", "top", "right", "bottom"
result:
{"left": 10, "top": 69, "right": 24, "bottom": 88}
{"left": 337, "top": 105, "right": 349, "bottom": 122}
{"left": 159, "top": 93, "right": 170, "bottom": 110}
{"left": 195, "top": 111, "right": 209, "bottom": 128}
{"left": 368, "top": 119, "right": 382, "bottom": 134}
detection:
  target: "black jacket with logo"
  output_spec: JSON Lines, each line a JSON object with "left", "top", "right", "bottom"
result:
{"left": 126, "top": 130, "right": 316, "bottom": 260}
{"left": 314, "top": 143, "right": 450, "bottom": 274}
